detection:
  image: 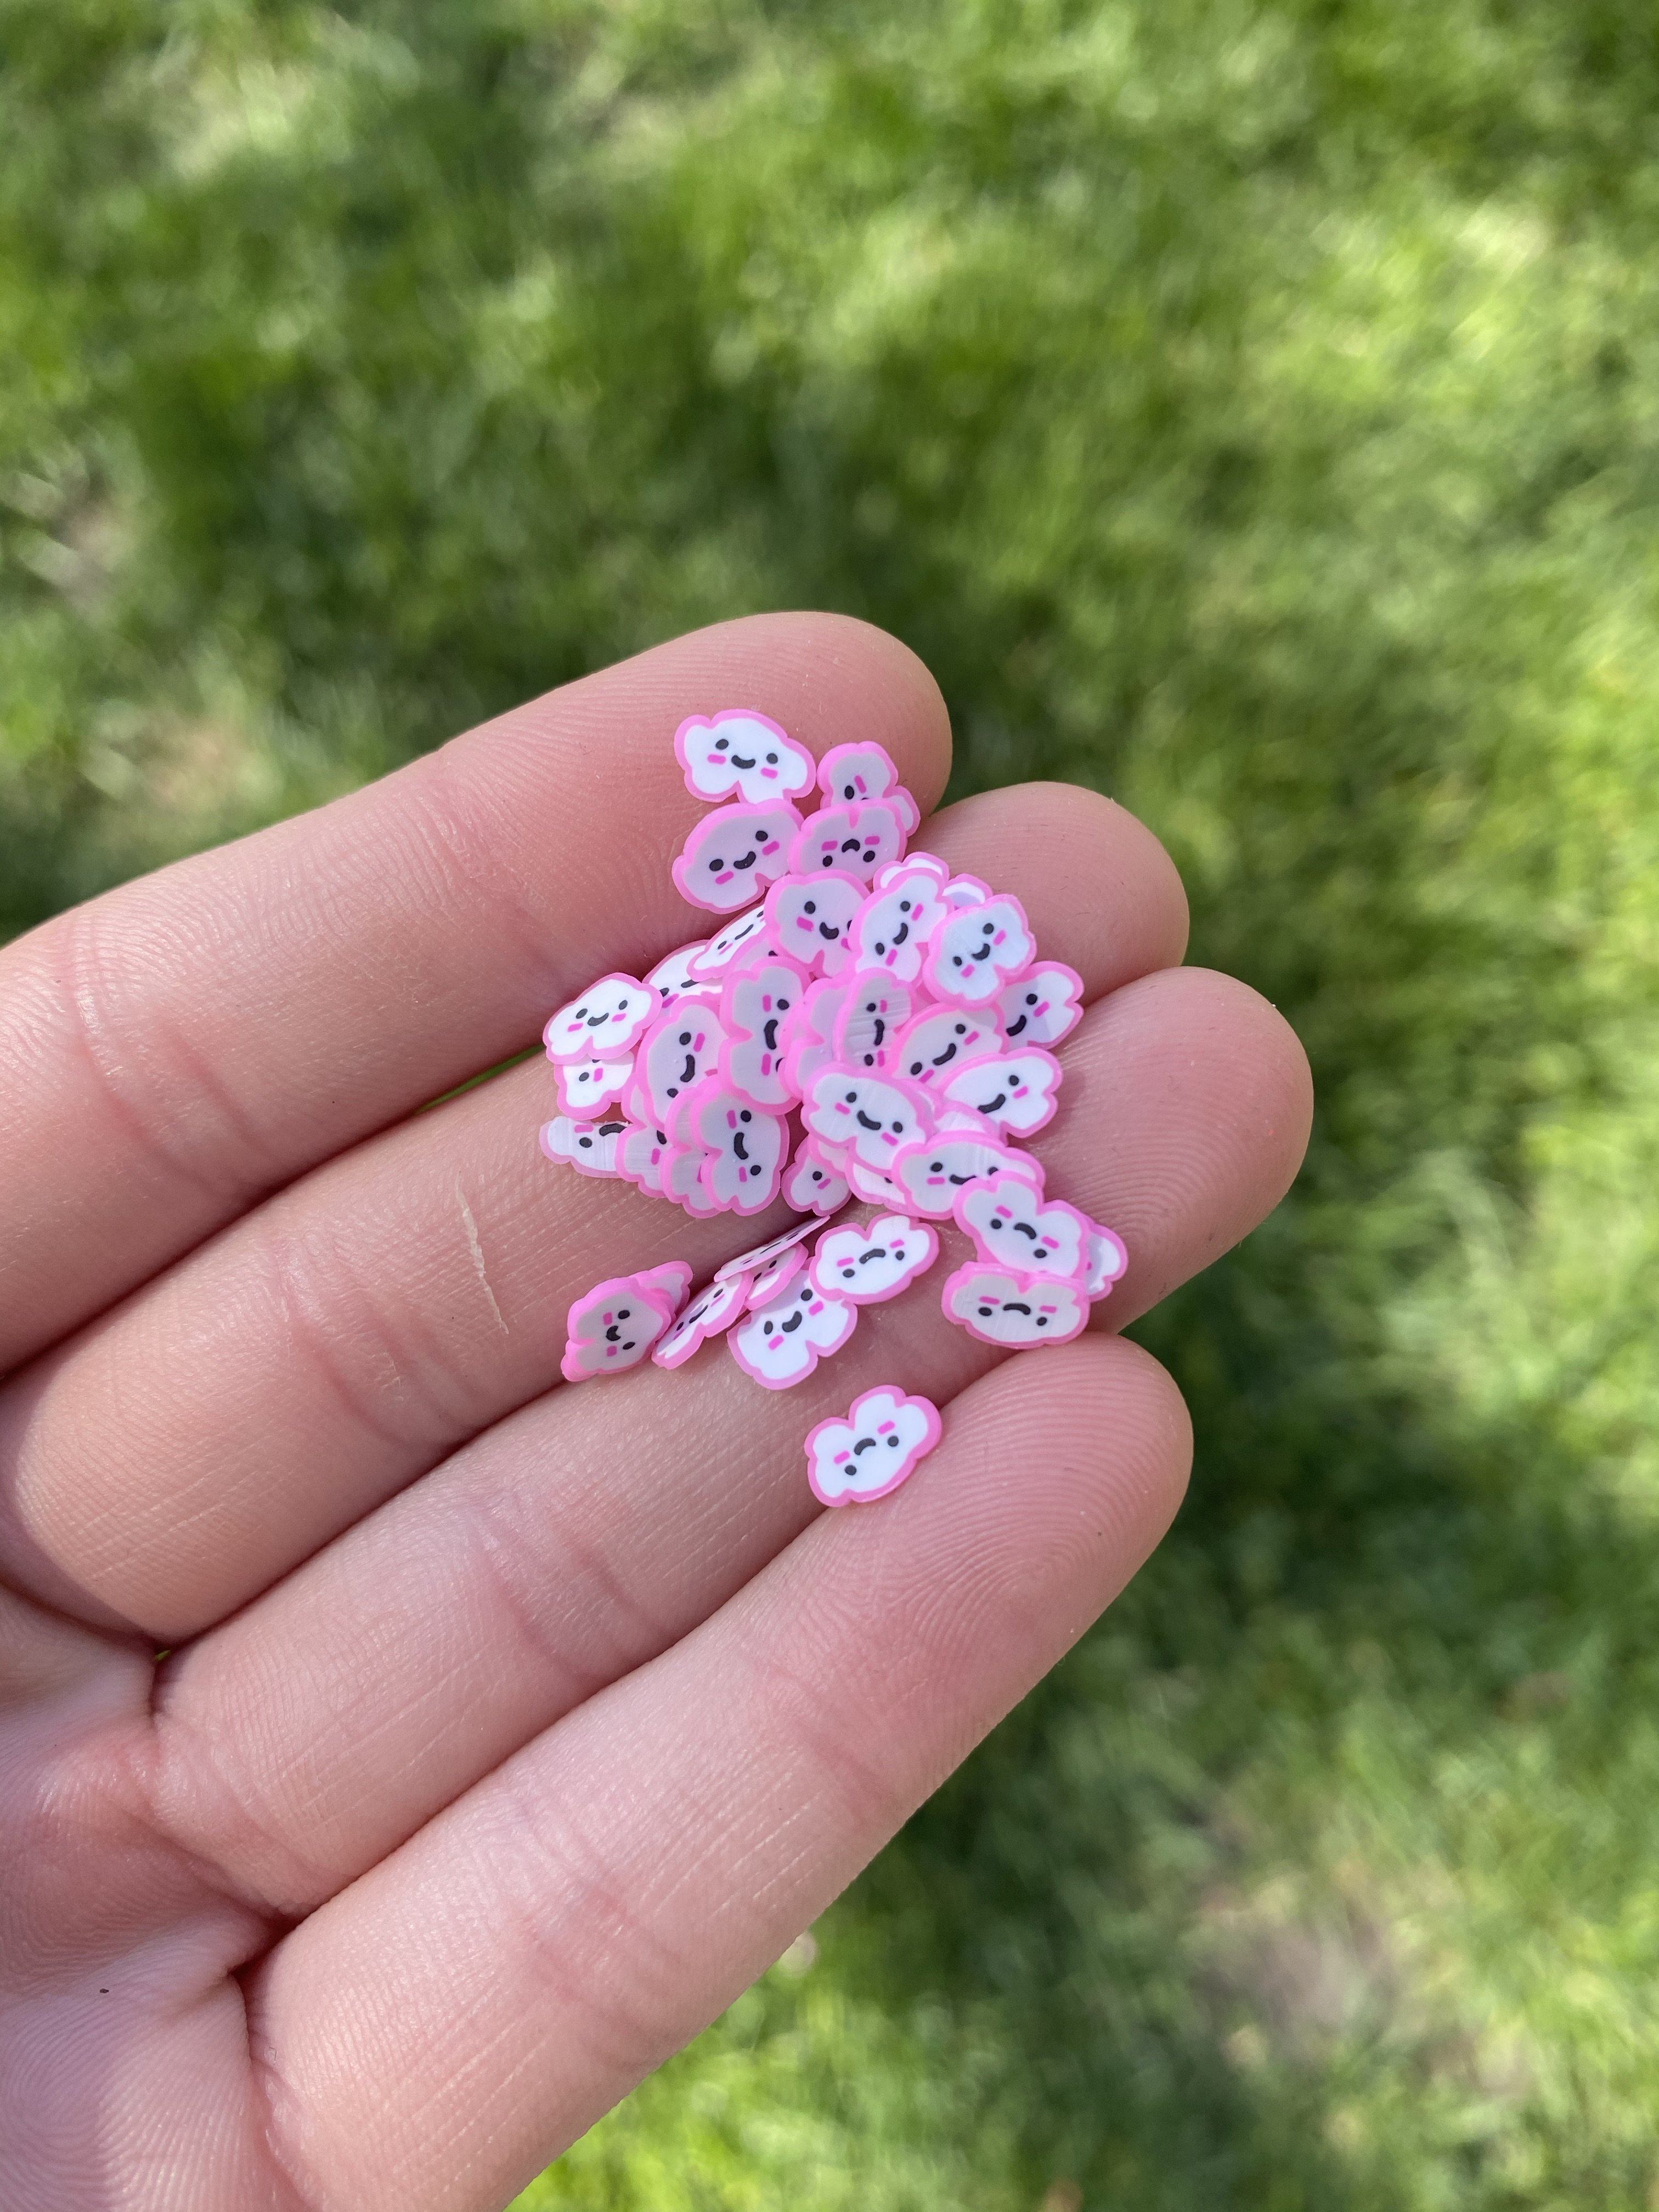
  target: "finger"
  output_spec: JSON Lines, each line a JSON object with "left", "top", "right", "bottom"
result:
{"left": 144, "top": 966, "right": 1307, "bottom": 1918}
{"left": 247, "top": 1337, "right": 1191, "bottom": 2212}
{"left": 0, "top": 613, "right": 951, "bottom": 1372}
{"left": 0, "top": 783, "right": 1186, "bottom": 1635}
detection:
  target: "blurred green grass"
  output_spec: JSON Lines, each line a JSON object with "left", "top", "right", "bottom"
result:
{"left": 7, "top": 1, "right": 1659, "bottom": 2204}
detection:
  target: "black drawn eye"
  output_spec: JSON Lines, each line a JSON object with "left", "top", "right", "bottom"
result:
{"left": 715, "top": 737, "right": 730, "bottom": 751}
{"left": 709, "top": 856, "right": 724, "bottom": 870}
{"left": 766, "top": 751, "right": 778, "bottom": 764}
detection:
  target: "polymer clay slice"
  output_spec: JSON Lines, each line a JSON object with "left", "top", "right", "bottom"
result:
{"left": 940, "top": 1262, "right": 1088, "bottom": 1348}
{"left": 652, "top": 1271, "right": 753, "bottom": 1369}
{"left": 554, "top": 1056, "right": 631, "bottom": 1118}
{"left": 890, "top": 1130, "right": 1043, "bottom": 1217}
{"left": 953, "top": 1181, "right": 1092, "bottom": 1283}
{"left": 561, "top": 1266, "right": 689, "bottom": 1383}
{"left": 997, "top": 962, "right": 1085, "bottom": 1047}
{"left": 714, "top": 1217, "right": 821, "bottom": 1283}
{"left": 539, "top": 1116, "right": 628, "bottom": 1177}
{"left": 674, "top": 709, "right": 816, "bottom": 805}
{"left": 845, "top": 868, "right": 947, "bottom": 981}
{"left": 543, "top": 973, "right": 655, "bottom": 1063}
{"left": 923, "top": 895, "right": 1036, "bottom": 1005}
{"left": 689, "top": 901, "right": 775, "bottom": 979}
{"left": 833, "top": 974, "right": 915, "bottom": 1071}
{"left": 686, "top": 1085, "right": 787, "bottom": 1214}
{"left": 805, "top": 1385, "right": 941, "bottom": 1506}
{"left": 765, "top": 871, "right": 865, "bottom": 975}
{"left": 783, "top": 1133, "right": 853, "bottom": 1215}
{"left": 810, "top": 1214, "right": 938, "bottom": 1305}
{"left": 744, "top": 1243, "right": 809, "bottom": 1310}
{"left": 1084, "top": 1223, "right": 1130, "bottom": 1299}
{"left": 892, "top": 1004, "right": 1003, "bottom": 1089}
{"left": 815, "top": 741, "right": 918, "bottom": 828}
{"left": 789, "top": 801, "right": 906, "bottom": 885}
{"left": 729, "top": 1273, "right": 857, "bottom": 1390}
{"left": 721, "top": 956, "right": 810, "bottom": 1109}
{"left": 938, "top": 1047, "right": 1063, "bottom": 1137}
{"left": 802, "top": 1065, "right": 934, "bottom": 1170}
{"left": 672, "top": 800, "right": 802, "bottom": 914}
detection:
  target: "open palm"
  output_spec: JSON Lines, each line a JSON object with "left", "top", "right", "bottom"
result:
{"left": 0, "top": 615, "right": 1310, "bottom": 2211}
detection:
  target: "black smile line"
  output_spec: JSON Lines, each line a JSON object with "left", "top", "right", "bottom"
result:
{"left": 1006, "top": 1301, "right": 1033, "bottom": 1316}
{"left": 731, "top": 753, "right": 756, "bottom": 769}
{"left": 585, "top": 1012, "right": 608, "bottom": 1027}
{"left": 605, "top": 1325, "right": 622, "bottom": 1342}
{"left": 890, "top": 921, "right": 910, "bottom": 946}
{"left": 1013, "top": 1222, "right": 1038, "bottom": 1240}
{"left": 733, "top": 850, "right": 758, "bottom": 870}
{"left": 970, "top": 943, "right": 994, "bottom": 962}
{"left": 858, "top": 1249, "right": 887, "bottom": 1266}
{"left": 930, "top": 1042, "right": 958, "bottom": 1066}
{"left": 947, "top": 1171, "right": 973, "bottom": 1184}
{"left": 855, "top": 1110, "right": 883, "bottom": 1132}
{"left": 1004, "top": 1013, "right": 1028, "bottom": 1036}
{"left": 975, "top": 1091, "right": 1009, "bottom": 1113}
{"left": 853, "top": 1436, "right": 878, "bottom": 1454}
{"left": 679, "top": 1054, "right": 697, "bottom": 1084}
{"left": 763, "top": 1017, "right": 779, "bottom": 1050}
{"left": 733, "top": 1133, "right": 750, "bottom": 1161}
{"left": 818, "top": 922, "right": 838, "bottom": 940}
{"left": 780, "top": 1310, "right": 805, "bottom": 1334}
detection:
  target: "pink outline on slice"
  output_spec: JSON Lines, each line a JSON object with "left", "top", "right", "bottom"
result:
{"left": 938, "top": 1047, "right": 1063, "bottom": 1137}
{"left": 674, "top": 709, "right": 816, "bottom": 805}
{"left": 543, "top": 973, "right": 655, "bottom": 1063}
{"left": 810, "top": 1213, "right": 938, "bottom": 1304}
{"left": 923, "top": 895, "right": 1036, "bottom": 1005}
{"left": 953, "top": 1182, "right": 1092, "bottom": 1283}
{"left": 672, "top": 800, "right": 802, "bottom": 913}
{"left": 805, "top": 1385, "right": 941, "bottom": 1507}
{"left": 744, "top": 1243, "right": 809, "bottom": 1309}
{"left": 940, "top": 1262, "right": 1088, "bottom": 1348}
{"left": 997, "top": 962, "right": 1085, "bottom": 1047}
{"left": 561, "top": 1268, "right": 685, "bottom": 1382}
{"left": 652, "top": 1272, "right": 753, "bottom": 1369}
{"left": 729, "top": 1273, "right": 857, "bottom": 1390}
{"left": 783, "top": 1133, "right": 853, "bottom": 1215}
{"left": 539, "top": 1116, "right": 628, "bottom": 1178}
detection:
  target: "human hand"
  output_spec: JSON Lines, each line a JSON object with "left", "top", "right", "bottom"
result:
{"left": 0, "top": 614, "right": 1311, "bottom": 2211}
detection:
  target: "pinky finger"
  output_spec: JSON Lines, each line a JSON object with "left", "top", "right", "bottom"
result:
{"left": 249, "top": 1335, "right": 1192, "bottom": 2212}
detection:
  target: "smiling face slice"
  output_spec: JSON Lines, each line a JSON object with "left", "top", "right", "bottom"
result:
{"left": 672, "top": 800, "right": 803, "bottom": 913}
{"left": 674, "top": 711, "right": 816, "bottom": 804}
{"left": 787, "top": 802, "right": 905, "bottom": 885}
{"left": 890, "top": 1131, "right": 1043, "bottom": 1216}
{"left": 938, "top": 1047, "right": 1063, "bottom": 1137}
{"left": 764, "top": 872, "right": 867, "bottom": 974}
{"left": 632, "top": 1005, "right": 730, "bottom": 1120}
{"left": 691, "top": 1088, "right": 787, "bottom": 1214}
{"left": 729, "top": 1276, "right": 857, "bottom": 1388}
{"left": 802, "top": 1068, "right": 934, "bottom": 1169}
{"left": 996, "top": 962, "right": 1084, "bottom": 1046}
{"left": 894, "top": 1005, "right": 1003, "bottom": 1087}
{"left": 543, "top": 972, "right": 655, "bottom": 1062}
{"left": 925, "top": 896, "right": 1036, "bottom": 1005}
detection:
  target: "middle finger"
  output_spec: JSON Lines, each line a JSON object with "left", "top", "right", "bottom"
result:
{"left": 0, "top": 783, "right": 1184, "bottom": 1638}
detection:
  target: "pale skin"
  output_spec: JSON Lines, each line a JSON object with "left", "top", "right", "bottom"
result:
{"left": 0, "top": 614, "right": 1313, "bottom": 2212}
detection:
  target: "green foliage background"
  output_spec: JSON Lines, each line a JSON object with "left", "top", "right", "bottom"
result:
{"left": 7, "top": 2, "right": 1659, "bottom": 2204}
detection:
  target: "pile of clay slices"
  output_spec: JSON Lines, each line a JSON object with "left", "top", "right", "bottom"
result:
{"left": 540, "top": 710, "right": 1127, "bottom": 1508}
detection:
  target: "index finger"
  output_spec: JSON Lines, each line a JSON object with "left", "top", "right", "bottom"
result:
{"left": 0, "top": 613, "right": 951, "bottom": 1371}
